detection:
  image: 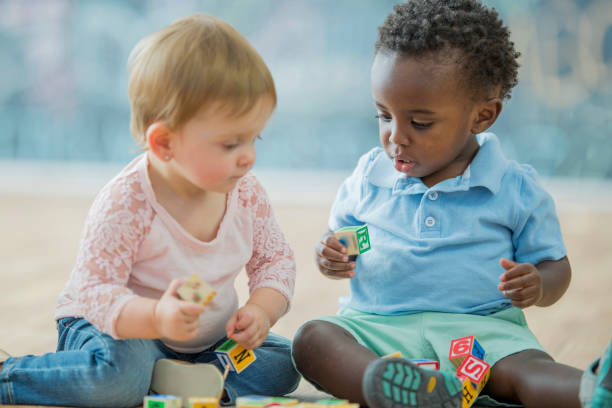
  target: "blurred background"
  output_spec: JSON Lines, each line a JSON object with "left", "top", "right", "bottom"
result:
{"left": 0, "top": 0, "right": 611, "bottom": 176}
{"left": 0, "top": 0, "right": 611, "bottom": 384}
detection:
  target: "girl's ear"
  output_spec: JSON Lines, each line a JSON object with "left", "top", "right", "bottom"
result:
{"left": 471, "top": 97, "right": 503, "bottom": 134}
{"left": 146, "top": 122, "right": 173, "bottom": 162}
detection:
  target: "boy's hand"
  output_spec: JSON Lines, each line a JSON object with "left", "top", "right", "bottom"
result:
{"left": 315, "top": 231, "right": 356, "bottom": 279}
{"left": 153, "top": 279, "right": 206, "bottom": 341}
{"left": 226, "top": 304, "right": 270, "bottom": 350}
{"left": 498, "top": 258, "right": 544, "bottom": 308}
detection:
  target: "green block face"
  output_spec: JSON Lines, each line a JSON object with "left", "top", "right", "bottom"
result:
{"left": 216, "top": 338, "right": 236, "bottom": 352}
{"left": 147, "top": 401, "right": 165, "bottom": 408}
{"left": 355, "top": 226, "right": 370, "bottom": 253}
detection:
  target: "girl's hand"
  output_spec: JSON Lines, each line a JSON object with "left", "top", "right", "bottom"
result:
{"left": 498, "top": 258, "right": 544, "bottom": 308}
{"left": 315, "top": 231, "right": 356, "bottom": 279}
{"left": 153, "top": 279, "right": 206, "bottom": 341}
{"left": 226, "top": 304, "right": 270, "bottom": 350}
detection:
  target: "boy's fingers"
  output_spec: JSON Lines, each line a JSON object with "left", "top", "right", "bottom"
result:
{"left": 316, "top": 242, "right": 348, "bottom": 262}
{"left": 323, "top": 269, "right": 355, "bottom": 279}
{"left": 322, "top": 234, "right": 347, "bottom": 253}
{"left": 319, "top": 257, "right": 354, "bottom": 271}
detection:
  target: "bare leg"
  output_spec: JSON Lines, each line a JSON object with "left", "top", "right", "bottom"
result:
{"left": 292, "top": 320, "right": 378, "bottom": 405}
{"left": 486, "top": 349, "right": 582, "bottom": 408}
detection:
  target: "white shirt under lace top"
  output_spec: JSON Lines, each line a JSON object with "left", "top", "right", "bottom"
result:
{"left": 54, "top": 153, "right": 296, "bottom": 353}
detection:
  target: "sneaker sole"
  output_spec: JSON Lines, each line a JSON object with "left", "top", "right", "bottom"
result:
{"left": 150, "top": 359, "right": 224, "bottom": 405}
{"left": 363, "top": 358, "right": 462, "bottom": 408}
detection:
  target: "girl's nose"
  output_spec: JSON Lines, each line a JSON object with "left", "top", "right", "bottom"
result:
{"left": 238, "top": 146, "right": 256, "bottom": 169}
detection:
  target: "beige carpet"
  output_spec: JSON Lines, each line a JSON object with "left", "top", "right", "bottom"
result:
{"left": 1, "top": 178, "right": 611, "bottom": 406}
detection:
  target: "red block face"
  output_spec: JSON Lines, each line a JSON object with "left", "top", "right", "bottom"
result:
{"left": 449, "top": 336, "right": 474, "bottom": 359}
{"left": 457, "top": 355, "right": 490, "bottom": 384}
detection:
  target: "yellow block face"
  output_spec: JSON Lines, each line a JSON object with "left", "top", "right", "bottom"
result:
{"left": 189, "top": 397, "right": 219, "bottom": 408}
{"left": 229, "top": 344, "right": 257, "bottom": 373}
{"left": 460, "top": 378, "right": 478, "bottom": 408}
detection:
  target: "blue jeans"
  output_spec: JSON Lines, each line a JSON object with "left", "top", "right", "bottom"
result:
{"left": 0, "top": 317, "right": 300, "bottom": 407}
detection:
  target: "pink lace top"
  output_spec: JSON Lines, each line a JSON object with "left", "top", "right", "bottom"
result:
{"left": 54, "top": 154, "right": 296, "bottom": 353}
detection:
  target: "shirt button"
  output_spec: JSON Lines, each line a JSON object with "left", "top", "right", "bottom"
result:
{"left": 425, "top": 216, "right": 436, "bottom": 227}
{"left": 428, "top": 192, "right": 438, "bottom": 201}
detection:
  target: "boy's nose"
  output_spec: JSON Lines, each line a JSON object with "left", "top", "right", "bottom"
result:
{"left": 390, "top": 125, "right": 411, "bottom": 146}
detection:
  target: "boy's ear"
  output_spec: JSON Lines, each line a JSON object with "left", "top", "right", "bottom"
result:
{"left": 471, "top": 97, "right": 503, "bottom": 134}
{"left": 146, "top": 122, "right": 174, "bottom": 162}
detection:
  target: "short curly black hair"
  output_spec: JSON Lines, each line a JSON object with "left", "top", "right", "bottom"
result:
{"left": 376, "top": 0, "right": 520, "bottom": 100}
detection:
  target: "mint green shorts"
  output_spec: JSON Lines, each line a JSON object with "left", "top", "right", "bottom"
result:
{"left": 316, "top": 306, "right": 545, "bottom": 373}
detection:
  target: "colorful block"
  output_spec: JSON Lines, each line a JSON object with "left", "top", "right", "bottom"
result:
{"left": 409, "top": 359, "right": 440, "bottom": 370}
{"left": 144, "top": 394, "right": 182, "bottom": 408}
{"left": 456, "top": 357, "right": 491, "bottom": 408}
{"left": 458, "top": 376, "right": 479, "bottom": 408}
{"left": 334, "top": 225, "right": 371, "bottom": 256}
{"left": 456, "top": 355, "right": 490, "bottom": 385}
{"left": 215, "top": 338, "right": 256, "bottom": 374}
{"left": 449, "top": 336, "right": 485, "bottom": 368}
{"left": 236, "top": 395, "right": 299, "bottom": 408}
{"left": 314, "top": 399, "right": 359, "bottom": 408}
{"left": 188, "top": 397, "right": 219, "bottom": 408}
{"left": 177, "top": 274, "right": 217, "bottom": 306}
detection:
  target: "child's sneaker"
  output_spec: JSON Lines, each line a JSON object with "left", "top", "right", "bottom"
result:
{"left": 362, "top": 357, "right": 462, "bottom": 408}
{"left": 592, "top": 340, "right": 612, "bottom": 408}
{"left": 150, "top": 359, "right": 224, "bottom": 406}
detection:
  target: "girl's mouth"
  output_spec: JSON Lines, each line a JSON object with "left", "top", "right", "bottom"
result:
{"left": 394, "top": 157, "right": 416, "bottom": 173}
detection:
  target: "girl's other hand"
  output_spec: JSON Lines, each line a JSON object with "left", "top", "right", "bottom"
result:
{"left": 498, "top": 258, "right": 544, "bottom": 308}
{"left": 314, "top": 231, "right": 356, "bottom": 279}
{"left": 153, "top": 278, "right": 206, "bottom": 341}
{"left": 226, "top": 304, "right": 270, "bottom": 350}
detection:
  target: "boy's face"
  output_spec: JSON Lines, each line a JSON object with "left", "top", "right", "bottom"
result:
{"left": 371, "top": 51, "right": 481, "bottom": 187}
{"left": 169, "top": 98, "right": 274, "bottom": 194}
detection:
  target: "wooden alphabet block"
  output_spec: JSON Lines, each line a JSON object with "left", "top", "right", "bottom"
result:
{"left": 215, "top": 338, "right": 256, "bottom": 374}
{"left": 177, "top": 274, "right": 216, "bottom": 306}
{"left": 188, "top": 397, "right": 219, "bottom": 408}
{"left": 144, "top": 394, "right": 183, "bottom": 408}
{"left": 449, "top": 335, "right": 485, "bottom": 368}
{"left": 457, "top": 355, "right": 490, "bottom": 390}
{"left": 409, "top": 359, "right": 440, "bottom": 370}
{"left": 334, "top": 225, "right": 371, "bottom": 256}
{"left": 236, "top": 395, "right": 299, "bottom": 408}
{"left": 458, "top": 376, "right": 478, "bottom": 408}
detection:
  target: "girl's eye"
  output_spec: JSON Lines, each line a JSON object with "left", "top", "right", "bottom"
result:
{"left": 412, "top": 120, "right": 432, "bottom": 129}
{"left": 223, "top": 143, "right": 238, "bottom": 150}
{"left": 375, "top": 113, "right": 392, "bottom": 123}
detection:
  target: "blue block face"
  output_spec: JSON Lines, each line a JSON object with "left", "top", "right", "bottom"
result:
{"left": 472, "top": 338, "right": 485, "bottom": 360}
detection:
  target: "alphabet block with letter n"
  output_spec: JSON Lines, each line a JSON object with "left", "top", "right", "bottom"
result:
{"left": 215, "top": 338, "right": 256, "bottom": 374}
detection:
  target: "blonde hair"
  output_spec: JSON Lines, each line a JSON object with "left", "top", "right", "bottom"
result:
{"left": 128, "top": 14, "right": 276, "bottom": 146}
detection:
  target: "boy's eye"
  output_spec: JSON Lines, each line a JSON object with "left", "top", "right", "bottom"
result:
{"left": 412, "top": 120, "right": 432, "bottom": 129}
{"left": 375, "top": 113, "right": 392, "bottom": 123}
{"left": 223, "top": 143, "right": 239, "bottom": 150}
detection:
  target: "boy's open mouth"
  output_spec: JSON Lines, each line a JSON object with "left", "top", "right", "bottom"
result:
{"left": 394, "top": 157, "right": 416, "bottom": 173}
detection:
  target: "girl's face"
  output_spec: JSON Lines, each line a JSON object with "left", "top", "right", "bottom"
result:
{"left": 169, "top": 98, "right": 274, "bottom": 194}
{"left": 371, "top": 51, "right": 482, "bottom": 187}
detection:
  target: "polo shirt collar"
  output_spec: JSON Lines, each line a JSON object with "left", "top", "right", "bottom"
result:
{"left": 366, "top": 132, "right": 507, "bottom": 195}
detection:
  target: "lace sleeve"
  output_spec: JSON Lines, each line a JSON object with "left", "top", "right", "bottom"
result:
{"left": 72, "top": 173, "right": 153, "bottom": 338}
{"left": 239, "top": 174, "right": 296, "bottom": 305}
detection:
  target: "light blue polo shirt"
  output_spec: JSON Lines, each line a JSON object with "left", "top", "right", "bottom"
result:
{"left": 329, "top": 133, "right": 566, "bottom": 316}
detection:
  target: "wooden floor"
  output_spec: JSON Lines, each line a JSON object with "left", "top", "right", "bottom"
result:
{"left": 1, "top": 187, "right": 612, "bottom": 407}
